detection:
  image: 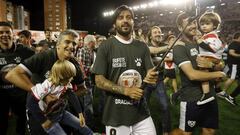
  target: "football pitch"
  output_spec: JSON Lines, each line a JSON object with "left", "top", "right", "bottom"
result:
{"left": 150, "top": 92, "right": 240, "bottom": 135}
{"left": 149, "top": 80, "right": 240, "bottom": 135}
{"left": 7, "top": 82, "right": 240, "bottom": 135}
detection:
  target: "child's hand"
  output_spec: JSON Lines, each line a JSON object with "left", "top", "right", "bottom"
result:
{"left": 194, "top": 30, "right": 203, "bottom": 44}
{"left": 44, "top": 94, "right": 58, "bottom": 105}
{"left": 41, "top": 119, "right": 53, "bottom": 130}
{"left": 79, "top": 113, "right": 85, "bottom": 127}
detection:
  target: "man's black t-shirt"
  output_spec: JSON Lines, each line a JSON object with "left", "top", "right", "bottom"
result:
{"left": 0, "top": 43, "right": 35, "bottom": 95}
{"left": 92, "top": 37, "right": 153, "bottom": 126}
{"left": 227, "top": 41, "right": 240, "bottom": 65}
{"left": 21, "top": 49, "right": 84, "bottom": 85}
{"left": 173, "top": 43, "right": 215, "bottom": 102}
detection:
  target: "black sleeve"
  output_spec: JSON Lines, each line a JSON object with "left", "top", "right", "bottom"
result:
{"left": 69, "top": 57, "right": 85, "bottom": 85}
{"left": 173, "top": 45, "right": 189, "bottom": 66}
{"left": 199, "top": 42, "right": 215, "bottom": 53}
{"left": 228, "top": 42, "right": 238, "bottom": 51}
{"left": 22, "top": 51, "right": 51, "bottom": 75}
{"left": 17, "top": 44, "right": 35, "bottom": 60}
{"left": 65, "top": 89, "right": 82, "bottom": 113}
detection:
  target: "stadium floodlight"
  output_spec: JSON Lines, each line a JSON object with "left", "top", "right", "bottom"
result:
{"left": 210, "top": 5, "right": 215, "bottom": 9}
{"left": 159, "top": 0, "right": 185, "bottom": 6}
{"left": 220, "top": 3, "right": 226, "bottom": 6}
{"left": 140, "top": 4, "right": 148, "bottom": 9}
{"left": 103, "top": 10, "right": 114, "bottom": 17}
{"left": 102, "top": 0, "right": 189, "bottom": 17}
{"left": 132, "top": 5, "right": 140, "bottom": 11}
{"left": 148, "top": 2, "right": 155, "bottom": 7}
{"left": 103, "top": 12, "right": 108, "bottom": 17}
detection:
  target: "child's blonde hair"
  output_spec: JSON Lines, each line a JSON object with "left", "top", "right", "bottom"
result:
{"left": 49, "top": 60, "right": 76, "bottom": 85}
{"left": 199, "top": 11, "right": 221, "bottom": 30}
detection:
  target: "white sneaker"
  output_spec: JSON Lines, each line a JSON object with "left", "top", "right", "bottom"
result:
{"left": 224, "top": 96, "right": 237, "bottom": 106}
{"left": 216, "top": 91, "right": 228, "bottom": 99}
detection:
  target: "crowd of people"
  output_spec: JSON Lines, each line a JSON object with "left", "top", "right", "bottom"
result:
{"left": 0, "top": 3, "right": 240, "bottom": 135}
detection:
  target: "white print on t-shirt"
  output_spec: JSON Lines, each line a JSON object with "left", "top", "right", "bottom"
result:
{"left": 190, "top": 48, "right": 198, "bottom": 56}
{"left": 0, "top": 58, "right": 7, "bottom": 65}
{"left": 118, "top": 69, "right": 142, "bottom": 88}
{"left": 112, "top": 57, "right": 126, "bottom": 68}
{"left": 14, "top": 57, "right": 21, "bottom": 63}
{"left": 135, "top": 58, "right": 142, "bottom": 67}
{"left": 115, "top": 98, "right": 133, "bottom": 105}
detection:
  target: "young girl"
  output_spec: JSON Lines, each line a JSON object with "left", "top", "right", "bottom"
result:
{"left": 27, "top": 60, "right": 93, "bottom": 135}
{"left": 196, "top": 11, "right": 224, "bottom": 105}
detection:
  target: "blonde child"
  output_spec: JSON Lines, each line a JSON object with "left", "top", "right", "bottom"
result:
{"left": 28, "top": 60, "right": 93, "bottom": 135}
{"left": 195, "top": 12, "right": 224, "bottom": 105}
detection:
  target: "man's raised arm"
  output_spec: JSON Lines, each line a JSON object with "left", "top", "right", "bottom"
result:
{"left": 5, "top": 65, "right": 34, "bottom": 92}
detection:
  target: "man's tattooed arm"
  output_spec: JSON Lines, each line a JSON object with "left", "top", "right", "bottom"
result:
{"left": 95, "top": 75, "right": 125, "bottom": 95}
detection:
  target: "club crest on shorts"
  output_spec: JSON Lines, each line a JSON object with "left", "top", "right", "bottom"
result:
{"left": 187, "top": 120, "right": 196, "bottom": 127}
{"left": 118, "top": 69, "right": 142, "bottom": 88}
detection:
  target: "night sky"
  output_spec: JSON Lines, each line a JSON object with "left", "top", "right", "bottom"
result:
{"left": 7, "top": 0, "right": 140, "bottom": 35}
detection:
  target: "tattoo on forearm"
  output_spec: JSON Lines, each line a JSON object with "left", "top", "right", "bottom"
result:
{"left": 96, "top": 75, "right": 125, "bottom": 95}
{"left": 111, "top": 85, "right": 124, "bottom": 94}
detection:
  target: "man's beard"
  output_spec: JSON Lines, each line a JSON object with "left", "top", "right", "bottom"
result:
{"left": 153, "top": 37, "right": 162, "bottom": 44}
{"left": 116, "top": 26, "right": 132, "bottom": 37}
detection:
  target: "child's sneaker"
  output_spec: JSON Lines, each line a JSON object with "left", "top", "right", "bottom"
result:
{"left": 225, "top": 96, "right": 238, "bottom": 106}
{"left": 216, "top": 91, "right": 228, "bottom": 99}
{"left": 197, "top": 93, "right": 215, "bottom": 105}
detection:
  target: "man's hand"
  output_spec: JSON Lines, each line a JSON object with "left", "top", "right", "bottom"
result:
{"left": 124, "top": 87, "right": 143, "bottom": 100}
{"left": 75, "top": 83, "right": 89, "bottom": 96}
{"left": 79, "top": 113, "right": 86, "bottom": 127}
{"left": 41, "top": 119, "right": 53, "bottom": 130}
{"left": 196, "top": 56, "right": 213, "bottom": 68}
{"left": 43, "top": 94, "right": 67, "bottom": 118}
{"left": 216, "top": 71, "right": 226, "bottom": 78}
{"left": 1, "top": 64, "right": 17, "bottom": 83}
{"left": 143, "top": 68, "right": 158, "bottom": 85}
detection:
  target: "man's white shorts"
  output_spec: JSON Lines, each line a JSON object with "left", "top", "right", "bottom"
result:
{"left": 105, "top": 117, "right": 156, "bottom": 135}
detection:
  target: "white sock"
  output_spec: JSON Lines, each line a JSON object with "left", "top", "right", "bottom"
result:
{"left": 229, "top": 95, "right": 234, "bottom": 99}
{"left": 218, "top": 91, "right": 226, "bottom": 94}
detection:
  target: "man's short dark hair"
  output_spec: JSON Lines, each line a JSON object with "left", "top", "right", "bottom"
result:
{"left": 112, "top": 5, "right": 134, "bottom": 24}
{"left": 0, "top": 21, "right": 13, "bottom": 29}
{"left": 176, "top": 12, "right": 189, "bottom": 29}
{"left": 233, "top": 32, "right": 240, "bottom": 39}
{"left": 18, "top": 30, "right": 32, "bottom": 39}
{"left": 38, "top": 40, "right": 48, "bottom": 46}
